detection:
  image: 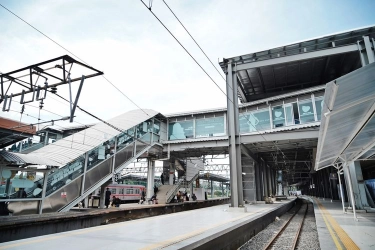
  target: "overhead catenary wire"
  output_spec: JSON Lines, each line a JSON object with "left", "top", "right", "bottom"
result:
{"left": 140, "top": 0, "right": 294, "bottom": 166}
{"left": 2, "top": 2, "right": 295, "bottom": 169}
{"left": 162, "top": 0, "right": 226, "bottom": 82}
{"left": 140, "top": 0, "right": 227, "bottom": 97}
{"left": 0, "top": 3, "right": 150, "bottom": 118}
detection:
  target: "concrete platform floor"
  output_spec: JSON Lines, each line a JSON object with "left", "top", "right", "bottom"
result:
{"left": 307, "top": 196, "right": 375, "bottom": 250}
{"left": 0, "top": 199, "right": 294, "bottom": 250}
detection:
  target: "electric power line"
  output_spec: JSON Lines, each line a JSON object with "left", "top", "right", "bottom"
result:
{"left": 162, "top": 0, "right": 226, "bottom": 82}
{"left": 0, "top": 3, "right": 150, "bottom": 118}
{"left": 140, "top": 0, "right": 294, "bottom": 166}
{"left": 140, "top": 0, "right": 227, "bottom": 97}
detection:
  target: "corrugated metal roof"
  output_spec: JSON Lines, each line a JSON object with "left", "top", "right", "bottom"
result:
{"left": 315, "top": 63, "right": 375, "bottom": 170}
{"left": 0, "top": 151, "right": 60, "bottom": 166}
{"left": 27, "top": 109, "right": 160, "bottom": 166}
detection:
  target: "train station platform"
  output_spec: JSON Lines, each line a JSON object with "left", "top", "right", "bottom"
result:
{"left": 0, "top": 198, "right": 296, "bottom": 250}
{"left": 309, "top": 196, "right": 375, "bottom": 250}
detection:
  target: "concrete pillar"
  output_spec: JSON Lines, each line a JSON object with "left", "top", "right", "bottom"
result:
{"left": 190, "top": 183, "right": 193, "bottom": 197}
{"left": 99, "top": 185, "right": 106, "bottom": 209}
{"left": 211, "top": 180, "right": 214, "bottom": 198}
{"left": 84, "top": 196, "right": 88, "bottom": 208}
{"left": 146, "top": 158, "right": 155, "bottom": 199}
{"left": 226, "top": 62, "right": 243, "bottom": 207}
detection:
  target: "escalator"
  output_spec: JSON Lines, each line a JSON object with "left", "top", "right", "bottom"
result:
{"left": 6, "top": 110, "right": 165, "bottom": 215}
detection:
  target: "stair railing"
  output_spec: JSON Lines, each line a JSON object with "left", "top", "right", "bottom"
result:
{"left": 165, "top": 172, "right": 200, "bottom": 203}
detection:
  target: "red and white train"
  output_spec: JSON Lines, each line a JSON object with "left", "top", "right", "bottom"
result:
{"left": 93, "top": 183, "right": 145, "bottom": 204}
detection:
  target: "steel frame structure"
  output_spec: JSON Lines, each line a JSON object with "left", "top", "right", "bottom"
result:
{"left": 0, "top": 55, "right": 103, "bottom": 122}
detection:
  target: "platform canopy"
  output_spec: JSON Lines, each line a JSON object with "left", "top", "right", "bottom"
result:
{"left": 220, "top": 25, "right": 374, "bottom": 102}
{"left": 0, "top": 150, "right": 60, "bottom": 167}
{"left": 315, "top": 62, "right": 375, "bottom": 170}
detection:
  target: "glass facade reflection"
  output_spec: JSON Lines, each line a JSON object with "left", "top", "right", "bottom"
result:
{"left": 168, "top": 94, "right": 323, "bottom": 140}
{"left": 315, "top": 98, "right": 324, "bottom": 121}
{"left": 196, "top": 117, "right": 225, "bottom": 138}
{"left": 272, "top": 106, "right": 285, "bottom": 128}
{"left": 298, "top": 100, "right": 315, "bottom": 123}
{"left": 239, "top": 109, "right": 271, "bottom": 133}
{"left": 168, "top": 120, "right": 194, "bottom": 140}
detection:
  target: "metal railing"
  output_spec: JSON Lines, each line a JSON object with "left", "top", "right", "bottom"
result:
{"left": 165, "top": 172, "right": 200, "bottom": 203}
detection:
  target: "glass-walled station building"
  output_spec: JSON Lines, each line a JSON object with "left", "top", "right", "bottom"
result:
{"left": 168, "top": 87, "right": 324, "bottom": 140}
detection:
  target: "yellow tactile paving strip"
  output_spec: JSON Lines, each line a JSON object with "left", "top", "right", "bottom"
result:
{"left": 314, "top": 198, "right": 360, "bottom": 250}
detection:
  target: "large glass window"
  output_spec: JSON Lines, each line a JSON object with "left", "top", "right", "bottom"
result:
{"left": 46, "top": 156, "right": 85, "bottom": 196}
{"left": 153, "top": 119, "right": 161, "bottom": 135}
{"left": 272, "top": 106, "right": 285, "bottom": 128}
{"left": 285, "top": 103, "right": 300, "bottom": 125}
{"left": 315, "top": 98, "right": 324, "bottom": 121}
{"left": 168, "top": 120, "right": 194, "bottom": 140}
{"left": 298, "top": 100, "right": 315, "bottom": 123}
{"left": 195, "top": 116, "right": 225, "bottom": 138}
{"left": 239, "top": 109, "right": 271, "bottom": 133}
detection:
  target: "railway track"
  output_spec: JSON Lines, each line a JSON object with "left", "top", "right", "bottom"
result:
{"left": 263, "top": 202, "right": 308, "bottom": 250}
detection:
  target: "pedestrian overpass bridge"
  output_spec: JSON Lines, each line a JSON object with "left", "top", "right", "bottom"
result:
{"left": 0, "top": 85, "right": 322, "bottom": 215}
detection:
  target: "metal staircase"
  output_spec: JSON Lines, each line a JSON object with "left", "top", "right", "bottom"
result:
{"left": 7, "top": 109, "right": 165, "bottom": 215}
{"left": 164, "top": 172, "right": 200, "bottom": 204}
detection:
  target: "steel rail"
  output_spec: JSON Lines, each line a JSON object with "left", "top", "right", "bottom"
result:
{"left": 263, "top": 202, "right": 302, "bottom": 250}
{"left": 291, "top": 203, "right": 309, "bottom": 249}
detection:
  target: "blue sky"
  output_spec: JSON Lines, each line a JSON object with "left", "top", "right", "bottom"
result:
{"left": 0, "top": 0, "right": 374, "bottom": 128}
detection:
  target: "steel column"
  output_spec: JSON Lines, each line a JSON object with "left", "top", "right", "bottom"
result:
{"left": 80, "top": 153, "right": 89, "bottom": 196}
{"left": 226, "top": 62, "right": 243, "bottom": 207}
{"left": 38, "top": 171, "right": 49, "bottom": 214}
{"left": 364, "top": 36, "right": 375, "bottom": 64}
{"left": 112, "top": 137, "right": 118, "bottom": 174}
